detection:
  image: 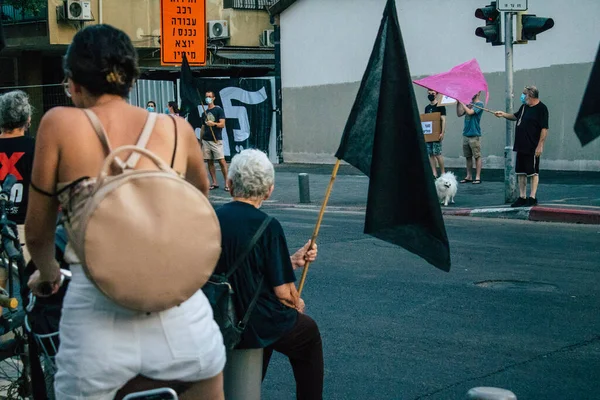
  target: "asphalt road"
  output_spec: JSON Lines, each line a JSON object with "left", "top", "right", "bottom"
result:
{"left": 259, "top": 206, "right": 600, "bottom": 400}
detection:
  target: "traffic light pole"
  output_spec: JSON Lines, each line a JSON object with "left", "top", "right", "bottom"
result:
{"left": 504, "top": 11, "right": 518, "bottom": 203}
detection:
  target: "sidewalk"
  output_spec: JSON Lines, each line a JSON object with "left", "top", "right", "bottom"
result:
{"left": 210, "top": 164, "right": 600, "bottom": 224}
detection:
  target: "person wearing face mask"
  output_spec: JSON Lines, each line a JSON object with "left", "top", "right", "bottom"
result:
{"left": 424, "top": 89, "right": 446, "bottom": 178}
{"left": 146, "top": 100, "right": 156, "bottom": 112}
{"left": 494, "top": 85, "right": 549, "bottom": 207}
{"left": 200, "top": 91, "right": 229, "bottom": 191}
{"left": 165, "top": 100, "right": 179, "bottom": 116}
{"left": 457, "top": 91, "right": 484, "bottom": 184}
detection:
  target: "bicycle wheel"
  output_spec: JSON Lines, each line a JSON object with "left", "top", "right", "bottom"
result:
{"left": 39, "top": 356, "right": 56, "bottom": 400}
{"left": 0, "top": 328, "right": 32, "bottom": 399}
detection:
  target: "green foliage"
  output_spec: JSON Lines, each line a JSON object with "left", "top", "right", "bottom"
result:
{"left": 4, "top": 0, "right": 47, "bottom": 16}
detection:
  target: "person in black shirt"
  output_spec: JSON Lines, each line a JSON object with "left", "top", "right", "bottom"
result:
{"left": 0, "top": 90, "right": 35, "bottom": 282}
{"left": 200, "top": 91, "right": 229, "bottom": 191}
{"left": 424, "top": 89, "right": 447, "bottom": 178}
{"left": 495, "top": 85, "right": 549, "bottom": 207}
{"left": 215, "top": 149, "right": 322, "bottom": 400}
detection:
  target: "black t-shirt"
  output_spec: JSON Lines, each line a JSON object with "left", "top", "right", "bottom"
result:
{"left": 513, "top": 102, "right": 549, "bottom": 154}
{"left": 0, "top": 136, "right": 35, "bottom": 224}
{"left": 201, "top": 106, "right": 225, "bottom": 141}
{"left": 424, "top": 103, "right": 447, "bottom": 116}
{"left": 215, "top": 201, "right": 298, "bottom": 348}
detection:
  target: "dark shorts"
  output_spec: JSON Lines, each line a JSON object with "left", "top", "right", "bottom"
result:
{"left": 515, "top": 152, "right": 540, "bottom": 176}
{"left": 426, "top": 141, "right": 442, "bottom": 156}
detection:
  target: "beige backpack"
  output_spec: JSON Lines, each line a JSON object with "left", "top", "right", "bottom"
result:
{"left": 65, "top": 109, "right": 221, "bottom": 312}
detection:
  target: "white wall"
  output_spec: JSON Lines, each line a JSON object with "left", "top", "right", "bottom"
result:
{"left": 281, "top": 0, "right": 600, "bottom": 89}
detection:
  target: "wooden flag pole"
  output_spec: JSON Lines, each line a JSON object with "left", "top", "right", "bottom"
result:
{"left": 470, "top": 103, "right": 496, "bottom": 114}
{"left": 297, "top": 159, "right": 342, "bottom": 296}
{"left": 197, "top": 90, "right": 219, "bottom": 143}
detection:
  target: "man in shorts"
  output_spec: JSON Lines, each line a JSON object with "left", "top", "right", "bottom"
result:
{"left": 457, "top": 92, "right": 484, "bottom": 184}
{"left": 200, "top": 91, "right": 229, "bottom": 191}
{"left": 495, "top": 86, "right": 549, "bottom": 207}
{"left": 424, "top": 89, "right": 446, "bottom": 178}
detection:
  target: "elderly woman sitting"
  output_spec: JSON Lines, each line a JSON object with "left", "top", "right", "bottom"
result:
{"left": 214, "top": 149, "right": 323, "bottom": 400}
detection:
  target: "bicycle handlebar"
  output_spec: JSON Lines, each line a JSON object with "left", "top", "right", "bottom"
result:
{"left": 0, "top": 294, "right": 18, "bottom": 309}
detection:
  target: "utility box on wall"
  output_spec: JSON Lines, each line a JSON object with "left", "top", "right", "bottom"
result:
{"left": 57, "top": 0, "right": 94, "bottom": 22}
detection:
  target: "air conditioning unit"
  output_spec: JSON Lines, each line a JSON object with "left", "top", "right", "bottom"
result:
{"left": 66, "top": 0, "right": 93, "bottom": 21}
{"left": 261, "top": 29, "right": 275, "bottom": 47}
{"left": 57, "top": 0, "right": 94, "bottom": 22}
{"left": 207, "top": 20, "right": 229, "bottom": 40}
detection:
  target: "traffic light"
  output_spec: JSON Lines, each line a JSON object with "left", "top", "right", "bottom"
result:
{"left": 475, "top": 2, "right": 502, "bottom": 46}
{"left": 518, "top": 14, "right": 554, "bottom": 41}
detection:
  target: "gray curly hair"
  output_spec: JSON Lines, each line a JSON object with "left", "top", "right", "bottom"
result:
{"left": 228, "top": 149, "right": 274, "bottom": 199}
{"left": 0, "top": 90, "right": 32, "bottom": 132}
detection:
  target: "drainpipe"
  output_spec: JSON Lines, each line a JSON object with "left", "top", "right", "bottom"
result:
{"left": 272, "top": 15, "right": 283, "bottom": 163}
{"left": 98, "top": 0, "right": 103, "bottom": 24}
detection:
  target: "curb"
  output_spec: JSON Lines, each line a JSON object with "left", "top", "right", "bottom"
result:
{"left": 443, "top": 205, "right": 600, "bottom": 225}
{"left": 210, "top": 197, "right": 600, "bottom": 225}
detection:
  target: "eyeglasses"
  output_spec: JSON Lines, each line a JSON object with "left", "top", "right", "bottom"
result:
{"left": 62, "top": 78, "right": 72, "bottom": 98}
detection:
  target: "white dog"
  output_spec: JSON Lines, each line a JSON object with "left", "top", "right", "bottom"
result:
{"left": 435, "top": 172, "right": 458, "bottom": 206}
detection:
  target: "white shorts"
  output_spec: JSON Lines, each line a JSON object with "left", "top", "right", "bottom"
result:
{"left": 54, "top": 265, "right": 226, "bottom": 400}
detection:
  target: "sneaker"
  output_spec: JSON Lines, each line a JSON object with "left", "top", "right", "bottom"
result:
{"left": 511, "top": 197, "right": 527, "bottom": 208}
{"left": 527, "top": 197, "right": 538, "bottom": 206}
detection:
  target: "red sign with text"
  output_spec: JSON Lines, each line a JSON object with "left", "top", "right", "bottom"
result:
{"left": 160, "top": 0, "right": 206, "bottom": 66}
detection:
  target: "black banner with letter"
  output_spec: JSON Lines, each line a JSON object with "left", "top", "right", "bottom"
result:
{"left": 180, "top": 64, "right": 273, "bottom": 158}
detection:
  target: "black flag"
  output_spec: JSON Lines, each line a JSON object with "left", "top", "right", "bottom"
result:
{"left": 574, "top": 43, "right": 600, "bottom": 147}
{"left": 179, "top": 53, "right": 203, "bottom": 133}
{"left": 334, "top": 0, "right": 451, "bottom": 271}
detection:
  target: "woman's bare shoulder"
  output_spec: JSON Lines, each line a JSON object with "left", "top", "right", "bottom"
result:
{"left": 41, "top": 106, "right": 85, "bottom": 120}
{"left": 36, "top": 107, "right": 88, "bottom": 142}
{"left": 39, "top": 107, "right": 87, "bottom": 131}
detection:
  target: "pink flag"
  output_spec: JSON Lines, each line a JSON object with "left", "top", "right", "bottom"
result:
{"left": 413, "top": 59, "right": 489, "bottom": 105}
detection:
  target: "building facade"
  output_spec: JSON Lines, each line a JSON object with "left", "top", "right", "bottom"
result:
{"left": 1, "top": 0, "right": 276, "bottom": 133}
{"left": 275, "top": 0, "right": 600, "bottom": 171}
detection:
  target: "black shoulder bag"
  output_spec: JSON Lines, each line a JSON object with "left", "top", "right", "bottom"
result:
{"left": 203, "top": 216, "right": 273, "bottom": 350}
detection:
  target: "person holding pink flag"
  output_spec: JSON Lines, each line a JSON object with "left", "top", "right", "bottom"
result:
{"left": 495, "top": 86, "right": 549, "bottom": 207}
{"left": 457, "top": 91, "right": 485, "bottom": 184}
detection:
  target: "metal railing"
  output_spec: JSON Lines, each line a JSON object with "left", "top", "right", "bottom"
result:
{"left": 1, "top": 4, "right": 47, "bottom": 25}
{"left": 222, "top": 0, "right": 276, "bottom": 11}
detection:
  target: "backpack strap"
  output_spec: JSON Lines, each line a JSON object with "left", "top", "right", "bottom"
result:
{"left": 238, "top": 276, "right": 264, "bottom": 330}
{"left": 124, "top": 112, "right": 158, "bottom": 169}
{"left": 169, "top": 115, "right": 178, "bottom": 168}
{"left": 83, "top": 109, "right": 127, "bottom": 170}
{"left": 225, "top": 216, "right": 273, "bottom": 279}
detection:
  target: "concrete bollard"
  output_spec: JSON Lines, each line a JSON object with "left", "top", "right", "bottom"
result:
{"left": 223, "top": 349, "right": 263, "bottom": 400}
{"left": 467, "top": 387, "right": 517, "bottom": 400}
{"left": 298, "top": 173, "right": 311, "bottom": 204}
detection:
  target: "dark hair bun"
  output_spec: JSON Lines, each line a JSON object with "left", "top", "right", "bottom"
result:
{"left": 64, "top": 24, "right": 140, "bottom": 98}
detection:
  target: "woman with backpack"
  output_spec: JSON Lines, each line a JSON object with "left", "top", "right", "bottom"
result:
{"left": 25, "top": 25, "right": 226, "bottom": 399}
